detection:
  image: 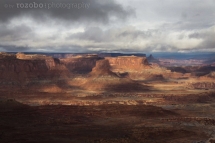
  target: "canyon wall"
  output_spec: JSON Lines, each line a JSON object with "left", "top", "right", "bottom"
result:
{"left": 106, "top": 56, "right": 150, "bottom": 72}
{"left": 91, "top": 59, "right": 113, "bottom": 75}
{"left": 0, "top": 53, "right": 69, "bottom": 88}
{"left": 60, "top": 55, "right": 150, "bottom": 74}
{"left": 60, "top": 55, "right": 102, "bottom": 73}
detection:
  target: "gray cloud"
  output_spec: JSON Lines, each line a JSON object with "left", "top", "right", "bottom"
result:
{"left": 0, "top": 45, "right": 30, "bottom": 52}
{"left": 65, "top": 25, "right": 215, "bottom": 53}
{"left": 0, "top": 0, "right": 215, "bottom": 53}
{"left": 0, "top": 0, "right": 134, "bottom": 25}
{"left": 70, "top": 27, "right": 104, "bottom": 42}
{"left": 189, "top": 26, "right": 215, "bottom": 50}
{"left": 1, "top": 24, "right": 214, "bottom": 53}
{"left": 68, "top": 26, "right": 159, "bottom": 42}
{"left": 0, "top": 23, "right": 34, "bottom": 40}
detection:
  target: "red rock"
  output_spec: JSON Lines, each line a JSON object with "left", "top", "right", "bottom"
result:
{"left": 0, "top": 53, "right": 70, "bottom": 89}
{"left": 91, "top": 59, "right": 116, "bottom": 76}
{"left": 60, "top": 55, "right": 101, "bottom": 73}
{"left": 106, "top": 56, "right": 150, "bottom": 72}
{"left": 82, "top": 59, "right": 149, "bottom": 92}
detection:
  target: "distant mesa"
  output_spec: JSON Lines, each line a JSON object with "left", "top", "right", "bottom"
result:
{"left": 204, "top": 57, "right": 215, "bottom": 65}
{"left": 0, "top": 52, "right": 70, "bottom": 90}
{"left": 83, "top": 59, "right": 149, "bottom": 92}
{"left": 60, "top": 55, "right": 151, "bottom": 74}
{"left": 16, "top": 52, "right": 53, "bottom": 60}
{"left": 147, "top": 54, "right": 160, "bottom": 63}
{"left": 106, "top": 56, "right": 150, "bottom": 72}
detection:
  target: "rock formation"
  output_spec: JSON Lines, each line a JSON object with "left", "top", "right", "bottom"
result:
{"left": 60, "top": 55, "right": 101, "bottom": 73}
{"left": 61, "top": 55, "right": 151, "bottom": 74}
{"left": 187, "top": 82, "right": 215, "bottom": 89}
{"left": 0, "top": 53, "right": 70, "bottom": 91}
{"left": 147, "top": 54, "right": 160, "bottom": 63}
{"left": 199, "top": 71, "right": 215, "bottom": 81}
{"left": 82, "top": 59, "right": 149, "bottom": 92}
{"left": 106, "top": 56, "right": 150, "bottom": 72}
{"left": 0, "top": 52, "right": 16, "bottom": 59}
{"left": 91, "top": 59, "right": 116, "bottom": 76}
{"left": 207, "top": 72, "right": 215, "bottom": 78}
{"left": 105, "top": 56, "right": 171, "bottom": 80}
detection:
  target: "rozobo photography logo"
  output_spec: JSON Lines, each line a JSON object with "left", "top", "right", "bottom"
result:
{"left": 4, "top": 2, "right": 90, "bottom": 9}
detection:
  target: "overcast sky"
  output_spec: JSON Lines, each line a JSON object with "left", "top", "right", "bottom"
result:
{"left": 0, "top": 0, "right": 215, "bottom": 53}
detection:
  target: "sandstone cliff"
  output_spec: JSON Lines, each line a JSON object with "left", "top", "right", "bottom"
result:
{"left": 82, "top": 59, "right": 149, "bottom": 92}
{"left": 0, "top": 52, "right": 16, "bottom": 59}
{"left": 0, "top": 53, "right": 70, "bottom": 90}
{"left": 60, "top": 55, "right": 151, "bottom": 74}
{"left": 60, "top": 55, "right": 101, "bottom": 73}
{"left": 105, "top": 56, "right": 174, "bottom": 80}
{"left": 91, "top": 59, "right": 116, "bottom": 76}
{"left": 106, "top": 56, "right": 150, "bottom": 72}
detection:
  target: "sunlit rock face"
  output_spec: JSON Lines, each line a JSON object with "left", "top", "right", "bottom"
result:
{"left": 106, "top": 56, "right": 150, "bottom": 72}
{"left": 105, "top": 56, "right": 171, "bottom": 80}
{"left": 82, "top": 59, "right": 149, "bottom": 92}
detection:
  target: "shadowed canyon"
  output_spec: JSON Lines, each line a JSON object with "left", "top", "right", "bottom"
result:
{"left": 1, "top": 52, "right": 215, "bottom": 143}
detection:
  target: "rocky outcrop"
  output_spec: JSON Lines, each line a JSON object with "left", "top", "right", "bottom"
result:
{"left": 91, "top": 59, "right": 116, "bottom": 76}
{"left": 82, "top": 59, "right": 149, "bottom": 92}
{"left": 106, "top": 56, "right": 150, "bottom": 72}
{"left": 206, "top": 72, "right": 215, "bottom": 78}
{"left": 16, "top": 52, "right": 53, "bottom": 60}
{"left": 0, "top": 53, "right": 70, "bottom": 89}
{"left": 105, "top": 56, "right": 177, "bottom": 80}
{"left": 60, "top": 55, "right": 101, "bottom": 73}
{"left": 147, "top": 54, "right": 159, "bottom": 63}
{"left": 187, "top": 82, "right": 215, "bottom": 89}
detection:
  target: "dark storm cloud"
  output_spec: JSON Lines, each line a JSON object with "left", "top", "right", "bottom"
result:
{"left": 0, "top": 45, "right": 30, "bottom": 52}
{"left": 0, "top": 0, "right": 134, "bottom": 24}
{"left": 0, "top": 23, "right": 34, "bottom": 40}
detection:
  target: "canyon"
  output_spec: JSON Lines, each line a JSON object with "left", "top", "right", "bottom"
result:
{"left": 0, "top": 52, "right": 215, "bottom": 143}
